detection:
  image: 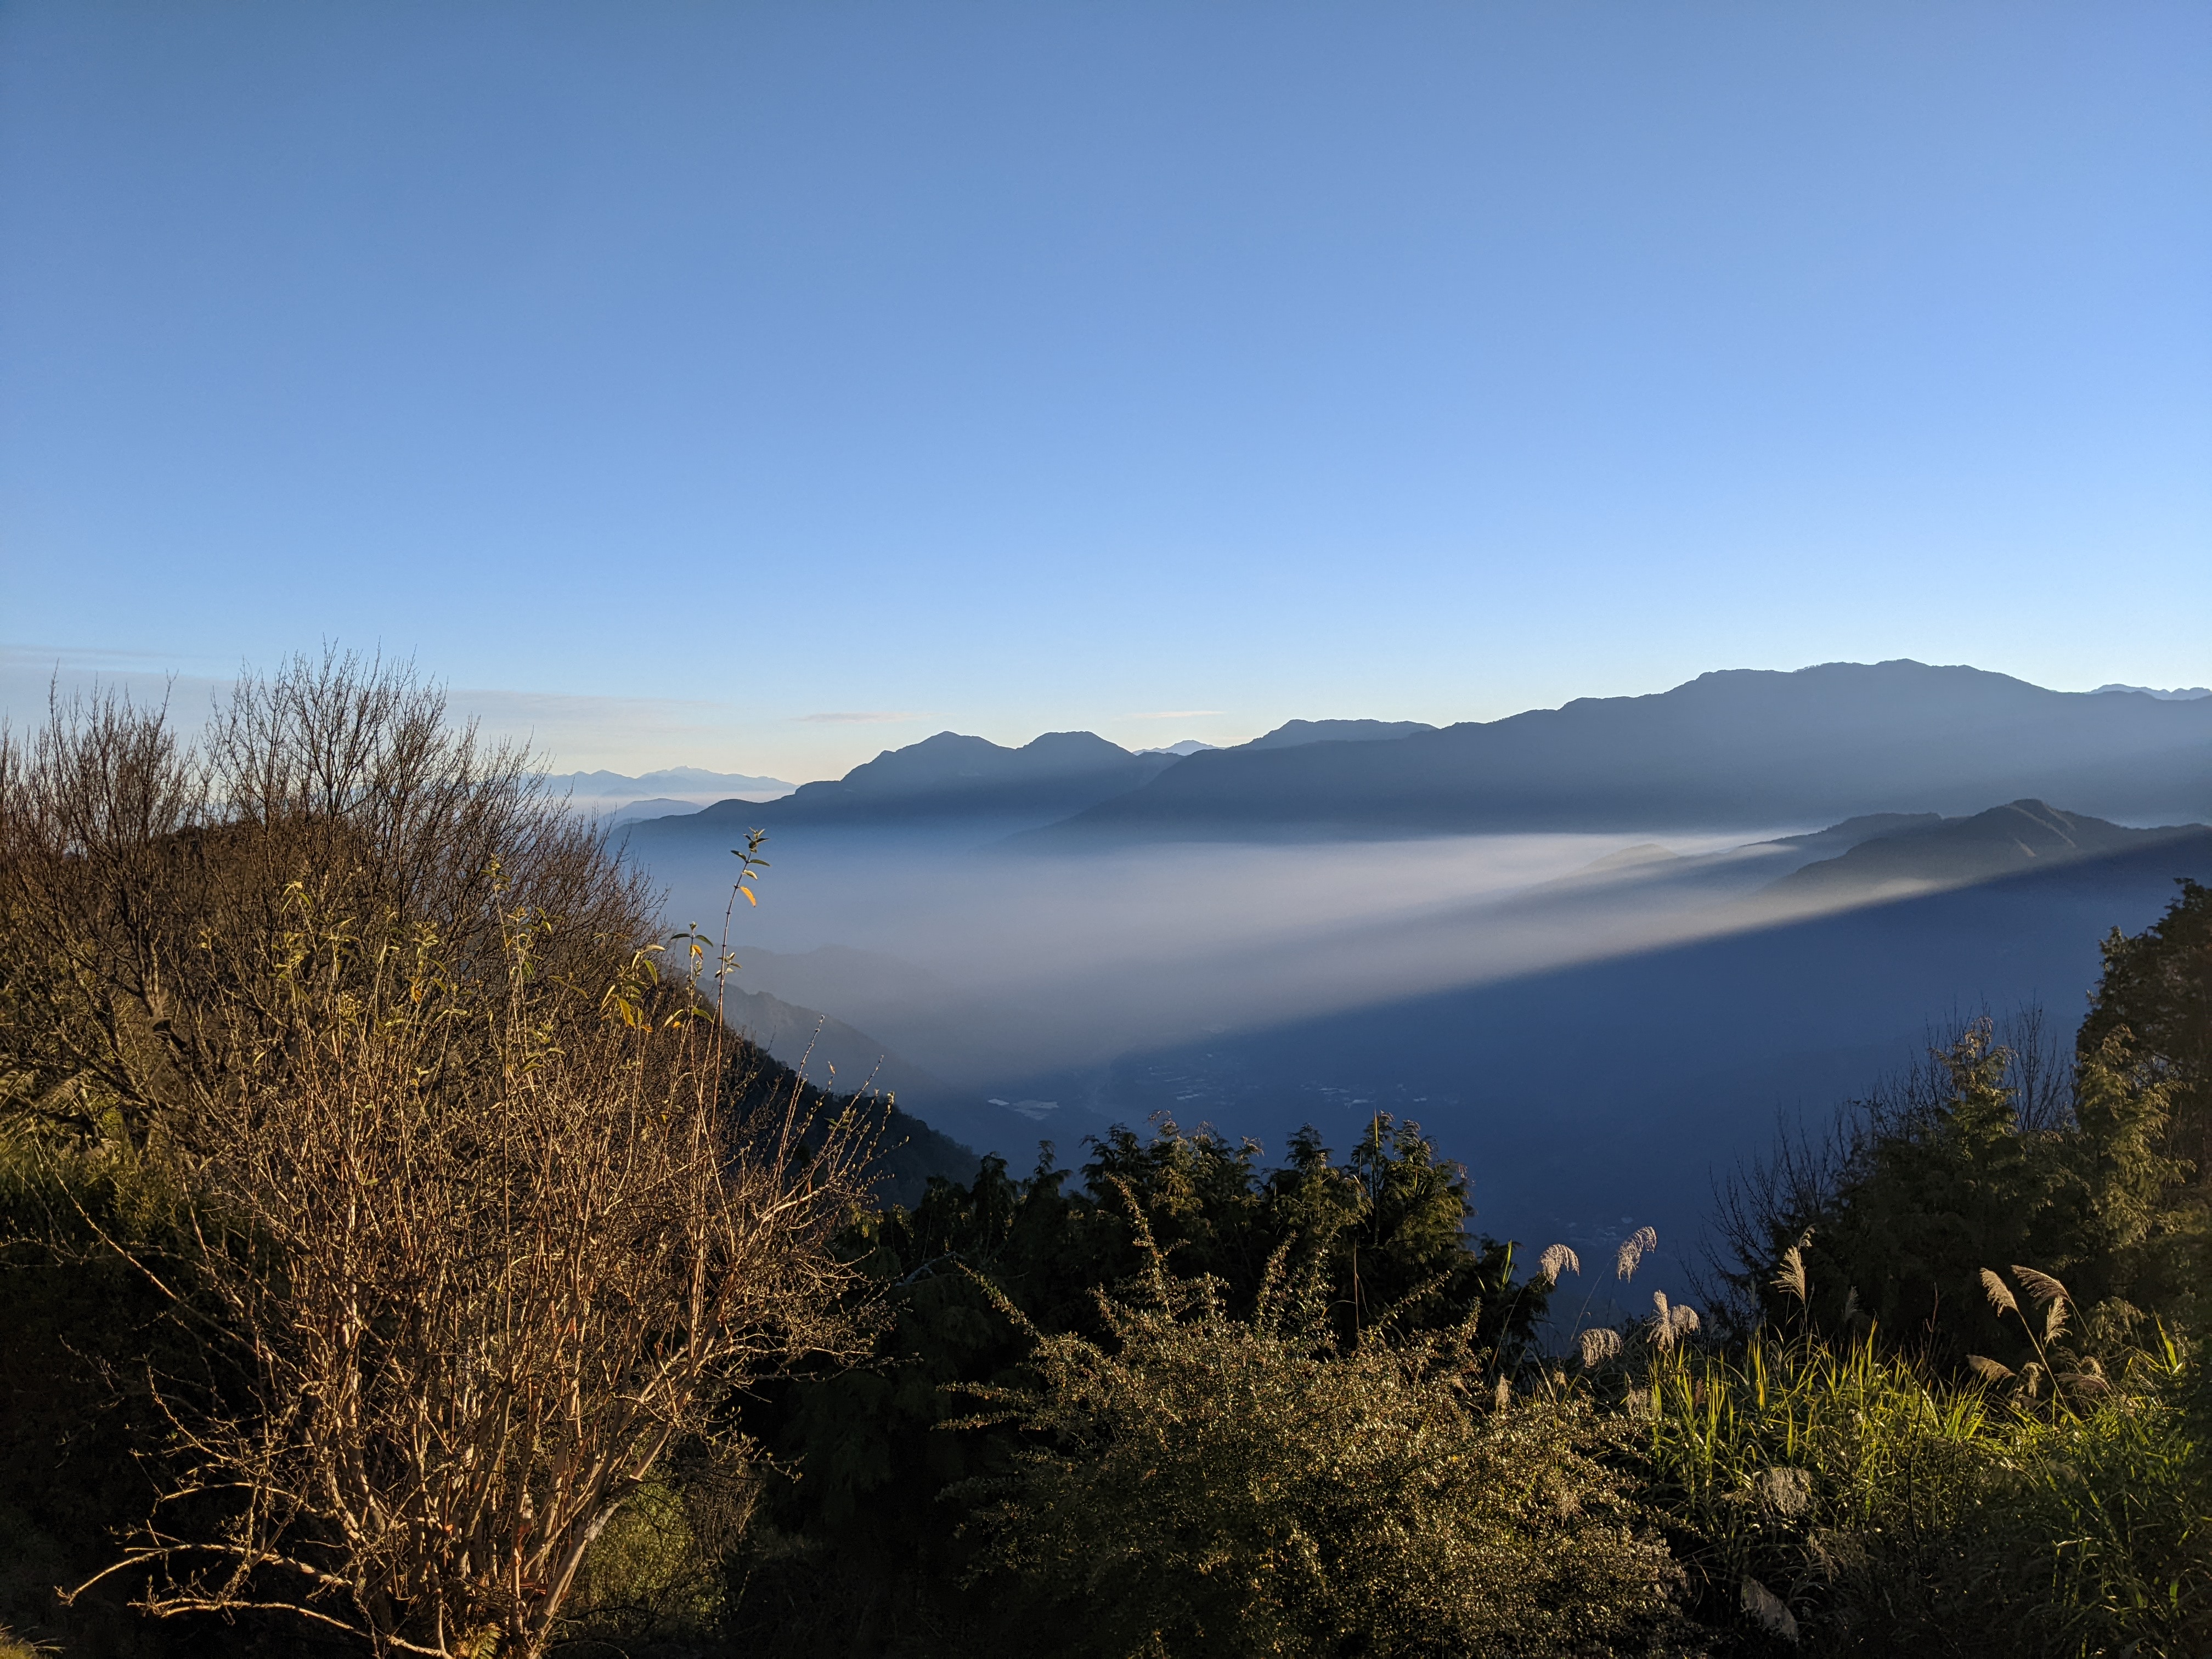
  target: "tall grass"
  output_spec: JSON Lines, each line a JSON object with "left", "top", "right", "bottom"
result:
{"left": 1635, "top": 1330, "right": 2209, "bottom": 1655}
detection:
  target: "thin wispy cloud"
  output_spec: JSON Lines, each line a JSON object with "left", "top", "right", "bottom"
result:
{"left": 798, "top": 711, "right": 928, "bottom": 725}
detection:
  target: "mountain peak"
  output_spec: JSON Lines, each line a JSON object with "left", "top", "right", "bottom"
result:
{"left": 1242, "top": 718, "right": 1436, "bottom": 751}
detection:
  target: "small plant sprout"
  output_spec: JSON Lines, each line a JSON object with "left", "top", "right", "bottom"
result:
{"left": 1615, "top": 1226, "right": 1658, "bottom": 1283}
{"left": 729, "top": 826, "right": 771, "bottom": 905}
{"left": 1536, "top": 1243, "right": 1581, "bottom": 1288}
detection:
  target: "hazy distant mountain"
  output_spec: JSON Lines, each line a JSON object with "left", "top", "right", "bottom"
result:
{"left": 1767, "top": 800, "right": 2211, "bottom": 899}
{"left": 678, "top": 730, "right": 1183, "bottom": 829}
{"left": 602, "top": 797, "right": 714, "bottom": 826}
{"left": 1140, "top": 740, "right": 1217, "bottom": 757}
{"left": 1240, "top": 718, "right": 1437, "bottom": 749}
{"left": 2094, "top": 684, "right": 2211, "bottom": 701}
{"left": 1020, "top": 662, "right": 2212, "bottom": 844}
{"left": 547, "top": 766, "right": 794, "bottom": 807}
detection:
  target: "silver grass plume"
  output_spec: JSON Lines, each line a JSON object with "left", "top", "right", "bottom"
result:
{"left": 2012, "top": 1265, "right": 2072, "bottom": 1343}
{"left": 2060, "top": 1356, "right": 2110, "bottom": 1396}
{"left": 1770, "top": 1245, "right": 1810, "bottom": 1307}
{"left": 1615, "top": 1225, "right": 1658, "bottom": 1282}
{"left": 1978, "top": 1267, "right": 2018, "bottom": 1318}
{"left": 1647, "top": 1290, "right": 1693, "bottom": 1353}
{"left": 1578, "top": 1327, "right": 1623, "bottom": 1368}
{"left": 1966, "top": 1354, "right": 2016, "bottom": 1383}
{"left": 1536, "top": 1243, "right": 1581, "bottom": 1288}
{"left": 1757, "top": 1466, "right": 1812, "bottom": 1520}
{"left": 1740, "top": 1578, "right": 1800, "bottom": 1643}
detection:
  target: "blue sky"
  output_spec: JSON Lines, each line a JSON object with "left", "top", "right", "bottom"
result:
{"left": 3, "top": 1, "right": 2207, "bottom": 779}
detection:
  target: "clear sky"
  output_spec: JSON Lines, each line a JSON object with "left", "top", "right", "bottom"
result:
{"left": 3, "top": 1, "right": 2207, "bottom": 780}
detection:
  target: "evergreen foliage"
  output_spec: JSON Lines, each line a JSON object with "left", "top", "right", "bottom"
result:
{"left": 718, "top": 1114, "right": 1542, "bottom": 1654}
{"left": 953, "top": 1226, "right": 1681, "bottom": 1659}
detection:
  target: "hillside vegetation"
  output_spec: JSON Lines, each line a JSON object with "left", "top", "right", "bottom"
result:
{"left": 3, "top": 658, "right": 2208, "bottom": 1657}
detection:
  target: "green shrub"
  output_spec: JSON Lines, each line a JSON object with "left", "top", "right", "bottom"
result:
{"left": 957, "top": 1238, "right": 1684, "bottom": 1659}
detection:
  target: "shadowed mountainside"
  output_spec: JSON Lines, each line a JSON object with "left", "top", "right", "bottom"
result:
{"left": 952, "top": 826, "right": 2212, "bottom": 1278}
{"left": 1769, "top": 799, "right": 2210, "bottom": 899}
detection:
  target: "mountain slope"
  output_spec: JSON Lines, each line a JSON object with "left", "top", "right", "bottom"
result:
{"left": 1019, "top": 662, "right": 2212, "bottom": 844}
{"left": 1767, "top": 800, "right": 2210, "bottom": 899}
{"left": 710, "top": 994, "right": 977, "bottom": 1206}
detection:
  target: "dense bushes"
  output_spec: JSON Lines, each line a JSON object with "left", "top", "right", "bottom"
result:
{"left": 955, "top": 1234, "right": 1683, "bottom": 1659}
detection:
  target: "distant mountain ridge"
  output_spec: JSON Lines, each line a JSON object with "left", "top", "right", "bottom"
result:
{"left": 633, "top": 717, "right": 1448, "bottom": 834}
{"left": 620, "top": 663, "right": 2212, "bottom": 846}
{"left": 1020, "top": 661, "right": 2212, "bottom": 844}
{"left": 699, "top": 730, "right": 1181, "bottom": 828}
{"left": 1239, "top": 719, "right": 1436, "bottom": 749}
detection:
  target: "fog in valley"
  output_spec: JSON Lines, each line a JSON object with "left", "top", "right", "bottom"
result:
{"left": 621, "top": 807, "right": 2211, "bottom": 1284}
{"left": 645, "top": 823, "right": 1806, "bottom": 1082}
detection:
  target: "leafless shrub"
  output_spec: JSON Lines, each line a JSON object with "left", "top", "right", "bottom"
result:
{"left": 5, "top": 654, "right": 871, "bottom": 1657}
{"left": 75, "top": 901, "right": 867, "bottom": 1656}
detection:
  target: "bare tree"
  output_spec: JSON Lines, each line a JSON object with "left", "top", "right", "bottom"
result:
{"left": 3, "top": 653, "right": 872, "bottom": 1656}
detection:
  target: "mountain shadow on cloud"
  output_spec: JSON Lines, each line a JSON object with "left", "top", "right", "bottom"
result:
{"left": 1016, "top": 661, "right": 2212, "bottom": 845}
{"left": 962, "top": 828, "right": 2212, "bottom": 1289}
